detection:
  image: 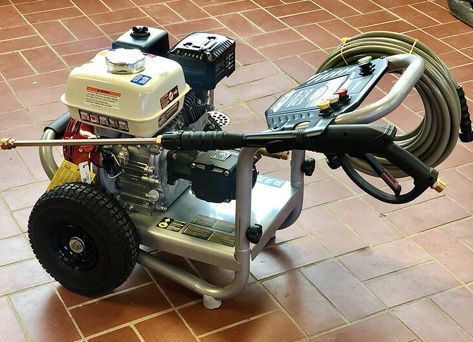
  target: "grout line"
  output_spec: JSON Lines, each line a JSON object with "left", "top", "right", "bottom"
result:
{"left": 66, "top": 281, "right": 154, "bottom": 310}
{"left": 81, "top": 307, "right": 175, "bottom": 340}
{"left": 0, "top": 33, "right": 39, "bottom": 44}
{"left": 427, "top": 297, "right": 473, "bottom": 339}
{"left": 53, "top": 285, "right": 87, "bottom": 340}
{"left": 298, "top": 267, "right": 352, "bottom": 324}
{"left": 130, "top": 324, "right": 146, "bottom": 342}
{"left": 441, "top": 193, "right": 473, "bottom": 222}
{"left": 328, "top": 0, "right": 363, "bottom": 15}
{"left": 17, "top": 50, "right": 40, "bottom": 75}
{"left": 308, "top": 311, "right": 394, "bottom": 339}
{"left": 7, "top": 295, "right": 32, "bottom": 341}
{"left": 258, "top": 276, "right": 310, "bottom": 338}
{"left": 0, "top": 194, "right": 24, "bottom": 236}
{"left": 162, "top": 2, "right": 187, "bottom": 22}
{"left": 142, "top": 265, "right": 201, "bottom": 341}
{"left": 197, "top": 308, "right": 282, "bottom": 339}
{"left": 15, "top": 5, "right": 76, "bottom": 16}
{"left": 457, "top": 164, "right": 473, "bottom": 182}
{"left": 361, "top": 258, "right": 434, "bottom": 282}
{"left": 405, "top": 236, "right": 471, "bottom": 288}
{"left": 97, "top": 0, "right": 113, "bottom": 12}
{"left": 247, "top": 0, "right": 332, "bottom": 54}
{"left": 76, "top": 296, "right": 200, "bottom": 340}
{"left": 407, "top": 3, "right": 443, "bottom": 25}
{"left": 64, "top": 0, "right": 123, "bottom": 43}
{"left": 324, "top": 204, "right": 372, "bottom": 247}
{"left": 260, "top": 236, "right": 471, "bottom": 338}
{"left": 173, "top": 306, "right": 201, "bottom": 342}
{"left": 426, "top": 217, "right": 473, "bottom": 254}
{"left": 57, "top": 19, "right": 80, "bottom": 41}
{"left": 356, "top": 18, "right": 411, "bottom": 30}
{"left": 7, "top": 2, "right": 71, "bottom": 80}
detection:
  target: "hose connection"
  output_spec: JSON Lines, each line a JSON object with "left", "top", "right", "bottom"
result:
{"left": 431, "top": 178, "right": 447, "bottom": 193}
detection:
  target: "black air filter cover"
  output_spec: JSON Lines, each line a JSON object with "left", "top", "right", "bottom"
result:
{"left": 167, "top": 32, "right": 236, "bottom": 90}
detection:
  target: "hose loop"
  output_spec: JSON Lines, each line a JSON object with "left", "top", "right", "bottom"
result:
{"left": 320, "top": 31, "right": 461, "bottom": 177}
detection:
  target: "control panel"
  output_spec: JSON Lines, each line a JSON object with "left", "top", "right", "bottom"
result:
{"left": 265, "top": 57, "right": 389, "bottom": 131}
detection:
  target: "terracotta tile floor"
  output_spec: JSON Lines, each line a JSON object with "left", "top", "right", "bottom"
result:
{"left": 1, "top": 0, "right": 473, "bottom": 341}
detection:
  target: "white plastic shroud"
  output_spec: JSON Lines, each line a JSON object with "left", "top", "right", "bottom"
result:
{"left": 62, "top": 49, "right": 190, "bottom": 137}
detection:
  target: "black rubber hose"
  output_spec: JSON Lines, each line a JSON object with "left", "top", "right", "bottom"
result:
{"left": 44, "top": 112, "right": 71, "bottom": 137}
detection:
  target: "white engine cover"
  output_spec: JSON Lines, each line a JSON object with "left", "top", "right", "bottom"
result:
{"left": 62, "top": 49, "right": 190, "bottom": 137}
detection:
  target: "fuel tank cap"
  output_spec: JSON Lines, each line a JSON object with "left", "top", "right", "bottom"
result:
{"left": 105, "top": 48, "right": 146, "bottom": 74}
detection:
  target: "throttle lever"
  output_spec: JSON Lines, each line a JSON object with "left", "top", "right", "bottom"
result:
{"left": 362, "top": 153, "right": 401, "bottom": 196}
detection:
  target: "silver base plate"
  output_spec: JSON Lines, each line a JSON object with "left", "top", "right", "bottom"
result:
{"left": 131, "top": 175, "right": 298, "bottom": 270}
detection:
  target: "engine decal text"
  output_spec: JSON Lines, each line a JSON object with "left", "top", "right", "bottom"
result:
{"left": 85, "top": 86, "right": 121, "bottom": 112}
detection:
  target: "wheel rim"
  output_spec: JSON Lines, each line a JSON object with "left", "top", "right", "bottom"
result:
{"left": 51, "top": 224, "right": 97, "bottom": 271}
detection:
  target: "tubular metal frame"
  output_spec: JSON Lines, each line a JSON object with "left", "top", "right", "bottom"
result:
{"left": 36, "top": 53, "right": 423, "bottom": 302}
{"left": 138, "top": 147, "right": 305, "bottom": 300}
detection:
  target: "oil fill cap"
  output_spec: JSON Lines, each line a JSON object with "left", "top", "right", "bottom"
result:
{"left": 106, "top": 48, "right": 146, "bottom": 74}
{"left": 130, "top": 26, "right": 150, "bottom": 39}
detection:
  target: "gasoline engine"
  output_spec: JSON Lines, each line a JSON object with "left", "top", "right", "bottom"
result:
{"left": 62, "top": 29, "right": 241, "bottom": 214}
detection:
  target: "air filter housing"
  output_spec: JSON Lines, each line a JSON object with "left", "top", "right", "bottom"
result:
{"left": 167, "top": 32, "right": 236, "bottom": 90}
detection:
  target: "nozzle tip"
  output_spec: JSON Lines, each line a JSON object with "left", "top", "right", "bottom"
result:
{"left": 0, "top": 138, "right": 15, "bottom": 150}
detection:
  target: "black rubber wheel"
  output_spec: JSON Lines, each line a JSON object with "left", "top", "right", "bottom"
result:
{"left": 28, "top": 183, "right": 139, "bottom": 297}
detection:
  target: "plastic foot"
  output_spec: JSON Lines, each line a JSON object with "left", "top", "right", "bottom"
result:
{"left": 203, "top": 295, "right": 222, "bottom": 309}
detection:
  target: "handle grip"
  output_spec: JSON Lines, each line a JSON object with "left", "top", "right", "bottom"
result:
{"left": 380, "top": 141, "right": 436, "bottom": 187}
{"left": 341, "top": 141, "right": 440, "bottom": 204}
{"left": 306, "top": 124, "right": 442, "bottom": 203}
{"left": 160, "top": 131, "right": 244, "bottom": 150}
{"left": 334, "top": 54, "right": 425, "bottom": 124}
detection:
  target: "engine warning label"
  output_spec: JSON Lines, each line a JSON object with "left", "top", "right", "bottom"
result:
{"left": 85, "top": 86, "right": 121, "bottom": 112}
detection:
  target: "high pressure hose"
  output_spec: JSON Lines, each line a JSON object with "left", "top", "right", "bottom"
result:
{"left": 317, "top": 31, "right": 463, "bottom": 178}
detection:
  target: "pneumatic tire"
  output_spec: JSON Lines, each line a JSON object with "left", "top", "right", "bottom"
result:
{"left": 28, "top": 183, "right": 139, "bottom": 297}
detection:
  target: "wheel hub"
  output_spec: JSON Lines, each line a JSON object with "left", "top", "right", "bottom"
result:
{"left": 68, "top": 236, "right": 85, "bottom": 253}
{"left": 51, "top": 224, "right": 97, "bottom": 271}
